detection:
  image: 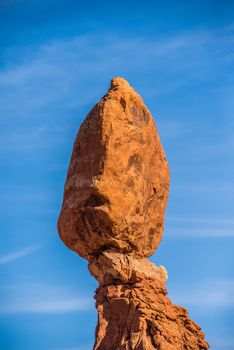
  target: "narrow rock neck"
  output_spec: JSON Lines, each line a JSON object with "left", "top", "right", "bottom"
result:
{"left": 88, "top": 250, "right": 168, "bottom": 287}
{"left": 90, "top": 251, "right": 168, "bottom": 350}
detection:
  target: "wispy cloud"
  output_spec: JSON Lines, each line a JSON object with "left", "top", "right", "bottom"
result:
{"left": 173, "top": 185, "right": 234, "bottom": 193}
{"left": 0, "top": 124, "right": 71, "bottom": 152}
{"left": 0, "top": 283, "right": 93, "bottom": 314}
{"left": 0, "top": 25, "right": 232, "bottom": 167}
{"left": 0, "top": 25, "right": 233, "bottom": 166}
{"left": 165, "top": 227, "right": 234, "bottom": 238}
{"left": 165, "top": 216, "right": 234, "bottom": 238}
{"left": 167, "top": 216, "right": 234, "bottom": 226}
{"left": 1, "top": 297, "right": 93, "bottom": 314}
{"left": 169, "top": 280, "right": 234, "bottom": 309}
{"left": 0, "top": 245, "right": 40, "bottom": 264}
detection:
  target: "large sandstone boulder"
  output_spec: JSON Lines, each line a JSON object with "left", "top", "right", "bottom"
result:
{"left": 57, "top": 77, "right": 170, "bottom": 260}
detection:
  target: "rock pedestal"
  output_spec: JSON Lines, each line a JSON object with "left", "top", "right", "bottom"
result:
{"left": 89, "top": 251, "right": 208, "bottom": 350}
{"left": 57, "top": 77, "right": 209, "bottom": 349}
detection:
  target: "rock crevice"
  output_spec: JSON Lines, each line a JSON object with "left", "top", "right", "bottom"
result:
{"left": 57, "top": 77, "right": 209, "bottom": 349}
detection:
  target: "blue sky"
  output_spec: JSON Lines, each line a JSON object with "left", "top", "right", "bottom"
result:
{"left": 0, "top": 1, "right": 234, "bottom": 349}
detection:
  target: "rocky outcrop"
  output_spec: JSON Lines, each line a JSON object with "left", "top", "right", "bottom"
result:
{"left": 57, "top": 77, "right": 209, "bottom": 349}
{"left": 90, "top": 251, "right": 208, "bottom": 350}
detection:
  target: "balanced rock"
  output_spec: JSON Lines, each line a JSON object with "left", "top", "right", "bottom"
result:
{"left": 57, "top": 77, "right": 209, "bottom": 350}
{"left": 58, "top": 77, "right": 170, "bottom": 260}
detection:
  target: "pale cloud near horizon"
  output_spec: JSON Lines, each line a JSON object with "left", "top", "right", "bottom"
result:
{"left": 0, "top": 245, "right": 40, "bottom": 264}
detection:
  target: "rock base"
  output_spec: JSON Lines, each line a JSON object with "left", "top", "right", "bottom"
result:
{"left": 89, "top": 252, "right": 209, "bottom": 350}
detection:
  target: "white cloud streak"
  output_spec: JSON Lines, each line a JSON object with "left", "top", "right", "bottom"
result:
{"left": 173, "top": 185, "right": 234, "bottom": 193}
{"left": 169, "top": 280, "right": 234, "bottom": 309}
{"left": 1, "top": 297, "right": 93, "bottom": 314}
{"left": 0, "top": 283, "right": 93, "bottom": 314}
{"left": 0, "top": 25, "right": 233, "bottom": 161}
{"left": 167, "top": 216, "right": 234, "bottom": 226}
{"left": 165, "top": 227, "right": 234, "bottom": 238}
{"left": 0, "top": 25, "right": 233, "bottom": 114}
{"left": 0, "top": 245, "right": 40, "bottom": 264}
{"left": 165, "top": 216, "right": 234, "bottom": 238}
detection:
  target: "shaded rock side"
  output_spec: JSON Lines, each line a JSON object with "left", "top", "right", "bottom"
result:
{"left": 57, "top": 77, "right": 170, "bottom": 260}
{"left": 89, "top": 252, "right": 209, "bottom": 350}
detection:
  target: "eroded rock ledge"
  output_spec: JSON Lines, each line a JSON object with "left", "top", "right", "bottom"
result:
{"left": 57, "top": 77, "right": 209, "bottom": 349}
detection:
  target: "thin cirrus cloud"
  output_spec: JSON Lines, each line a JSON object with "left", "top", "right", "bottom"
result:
{"left": 169, "top": 280, "right": 234, "bottom": 309}
{"left": 0, "top": 244, "right": 40, "bottom": 264}
{"left": 0, "top": 125, "right": 70, "bottom": 151}
{"left": 0, "top": 25, "right": 233, "bottom": 118}
{"left": 165, "top": 216, "right": 234, "bottom": 237}
{"left": 0, "top": 25, "right": 233, "bottom": 166}
{"left": 0, "top": 283, "right": 93, "bottom": 314}
{"left": 167, "top": 216, "right": 234, "bottom": 226}
{"left": 165, "top": 227, "right": 234, "bottom": 238}
{"left": 0, "top": 297, "right": 93, "bottom": 314}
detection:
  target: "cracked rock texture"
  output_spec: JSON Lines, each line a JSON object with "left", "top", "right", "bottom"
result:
{"left": 57, "top": 77, "right": 209, "bottom": 349}
{"left": 57, "top": 77, "right": 169, "bottom": 260}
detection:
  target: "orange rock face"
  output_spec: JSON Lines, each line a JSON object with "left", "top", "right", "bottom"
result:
{"left": 57, "top": 77, "right": 209, "bottom": 349}
{"left": 58, "top": 77, "right": 170, "bottom": 260}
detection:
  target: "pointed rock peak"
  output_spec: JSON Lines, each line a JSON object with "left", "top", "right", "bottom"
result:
{"left": 110, "top": 76, "right": 130, "bottom": 89}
